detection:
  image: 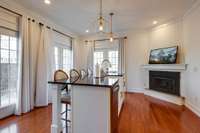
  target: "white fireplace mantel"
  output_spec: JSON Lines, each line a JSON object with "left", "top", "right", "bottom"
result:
{"left": 140, "top": 64, "right": 188, "bottom": 105}
{"left": 141, "top": 64, "right": 188, "bottom": 72}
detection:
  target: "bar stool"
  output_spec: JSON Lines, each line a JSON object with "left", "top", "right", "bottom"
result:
{"left": 54, "top": 70, "right": 71, "bottom": 133}
{"left": 70, "top": 69, "right": 80, "bottom": 78}
{"left": 80, "top": 69, "right": 88, "bottom": 78}
{"left": 87, "top": 68, "right": 93, "bottom": 76}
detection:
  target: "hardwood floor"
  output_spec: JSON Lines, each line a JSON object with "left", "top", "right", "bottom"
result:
{"left": 118, "top": 93, "right": 200, "bottom": 133}
{"left": 1, "top": 93, "right": 200, "bottom": 133}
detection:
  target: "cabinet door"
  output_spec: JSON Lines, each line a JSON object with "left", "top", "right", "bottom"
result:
{"left": 111, "top": 85, "right": 119, "bottom": 133}
{"left": 118, "top": 77, "right": 124, "bottom": 115}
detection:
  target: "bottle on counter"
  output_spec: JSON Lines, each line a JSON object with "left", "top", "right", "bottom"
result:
{"left": 94, "top": 63, "right": 101, "bottom": 78}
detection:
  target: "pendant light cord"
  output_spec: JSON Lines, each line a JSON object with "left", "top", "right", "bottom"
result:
{"left": 100, "top": 0, "right": 103, "bottom": 17}
{"left": 110, "top": 13, "right": 114, "bottom": 34}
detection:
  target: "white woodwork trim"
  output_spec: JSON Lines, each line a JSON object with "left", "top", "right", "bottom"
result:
{"left": 141, "top": 64, "right": 187, "bottom": 72}
{"left": 127, "top": 88, "right": 145, "bottom": 93}
{"left": 144, "top": 89, "right": 185, "bottom": 105}
{"left": 0, "top": 104, "right": 15, "bottom": 119}
{"left": 185, "top": 101, "right": 200, "bottom": 117}
{"left": 50, "top": 84, "right": 63, "bottom": 133}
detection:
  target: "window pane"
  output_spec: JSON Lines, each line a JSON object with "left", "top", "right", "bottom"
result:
{"left": 94, "top": 52, "right": 103, "bottom": 65}
{"left": 109, "top": 51, "right": 118, "bottom": 73}
{"left": 54, "top": 46, "right": 72, "bottom": 74}
{"left": 63, "top": 48, "right": 72, "bottom": 73}
{"left": 1, "top": 49, "right": 9, "bottom": 63}
{"left": 10, "top": 37, "right": 17, "bottom": 50}
{"left": 1, "top": 35, "right": 9, "bottom": 49}
{"left": 10, "top": 50, "right": 17, "bottom": 63}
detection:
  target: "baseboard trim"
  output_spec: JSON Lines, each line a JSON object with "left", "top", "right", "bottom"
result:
{"left": 144, "top": 90, "right": 185, "bottom": 106}
{"left": 185, "top": 101, "right": 200, "bottom": 117}
{"left": 0, "top": 104, "right": 15, "bottom": 119}
{"left": 127, "top": 88, "right": 144, "bottom": 93}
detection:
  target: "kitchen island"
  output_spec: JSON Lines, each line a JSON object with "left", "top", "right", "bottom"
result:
{"left": 48, "top": 75, "right": 125, "bottom": 133}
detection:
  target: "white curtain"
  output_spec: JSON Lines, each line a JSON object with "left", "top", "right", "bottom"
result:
{"left": 119, "top": 38, "right": 126, "bottom": 74}
{"left": 86, "top": 41, "right": 94, "bottom": 69}
{"left": 16, "top": 16, "right": 53, "bottom": 115}
{"left": 36, "top": 27, "right": 53, "bottom": 106}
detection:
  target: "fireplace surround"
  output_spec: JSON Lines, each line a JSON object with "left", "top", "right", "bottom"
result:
{"left": 141, "top": 64, "right": 187, "bottom": 105}
{"left": 149, "top": 71, "right": 180, "bottom": 96}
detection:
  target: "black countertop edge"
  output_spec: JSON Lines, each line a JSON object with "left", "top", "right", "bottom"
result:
{"left": 48, "top": 80, "right": 119, "bottom": 88}
{"left": 48, "top": 76, "right": 119, "bottom": 88}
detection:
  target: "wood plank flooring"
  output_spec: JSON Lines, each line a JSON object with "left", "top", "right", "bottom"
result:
{"left": 1, "top": 93, "right": 200, "bottom": 133}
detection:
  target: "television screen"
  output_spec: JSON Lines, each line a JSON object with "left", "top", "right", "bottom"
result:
{"left": 149, "top": 46, "right": 178, "bottom": 64}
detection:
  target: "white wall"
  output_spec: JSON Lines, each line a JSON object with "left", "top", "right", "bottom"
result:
{"left": 183, "top": 1, "right": 200, "bottom": 116}
{"left": 126, "top": 20, "right": 184, "bottom": 92}
{"left": 149, "top": 20, "right": 184, "bottom": 63}
{"left": 125, "top": 1, "right": 200, "bottom": 117}
{"left": 0, "top": 0, "right": 76, "bottom": 37}
{"left": 125, "top": 30, "right": 149, "bottom": 92}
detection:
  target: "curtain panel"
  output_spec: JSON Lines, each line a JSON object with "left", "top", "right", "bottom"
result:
{"left": 16, "top": 16, "right": 53, "bottom": 115}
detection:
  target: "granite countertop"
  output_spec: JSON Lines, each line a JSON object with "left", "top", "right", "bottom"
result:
{"left": 48, "top": 75, "right": 119, "bottom": 88}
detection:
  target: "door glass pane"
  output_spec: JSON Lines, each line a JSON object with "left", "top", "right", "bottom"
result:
{"left": 10, "top": 37, "right": 17, "bottom": 50}
{"left": 63, "top": 48, "right": 72, "bottom": 73}
{"left": 108, "top": 51, "right": 118, "bottom": 73}
{"left": 94, "top": 51, "right": 103, "bottom": 65}
{"left": 1, "top": 35, "right": 9, "bottom": 49}
{"left": 0, "top": 34, "right": 18, "bottom": 107}
{"left": 1, "top": 49, "right": 9, "bottom": 63}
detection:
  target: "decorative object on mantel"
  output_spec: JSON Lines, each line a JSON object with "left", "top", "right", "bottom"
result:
{"left": 149, "top": 46, "right": 178, "bottom": 64}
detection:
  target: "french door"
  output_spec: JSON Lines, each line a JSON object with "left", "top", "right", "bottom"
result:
{"left": 0, "top": 27, "right": 19, "bottom": 108}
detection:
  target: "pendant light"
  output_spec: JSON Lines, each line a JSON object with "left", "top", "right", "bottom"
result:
{"left": 109, "top": 13, "right": 114, "bottom": 42}
{"left": 98, "top": 0, "right": 104, "bottom": 32}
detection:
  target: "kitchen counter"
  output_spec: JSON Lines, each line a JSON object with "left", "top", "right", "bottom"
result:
{"left": 48, "top": 75, "right": 120, "bottom": 88}
{"left": 48, "top": 74, "right": 125, "bottom": 133}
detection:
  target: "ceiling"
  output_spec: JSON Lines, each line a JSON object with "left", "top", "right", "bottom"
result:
{"left": 14, "top": 0, "right": 196, "bottom": 35}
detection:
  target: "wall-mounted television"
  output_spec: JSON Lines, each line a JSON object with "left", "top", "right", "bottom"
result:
{"left": 149, "top": 46, "right": 178, "bottom": 64}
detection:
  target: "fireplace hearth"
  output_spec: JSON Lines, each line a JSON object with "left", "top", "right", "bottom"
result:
{"left": 149, "top": 71, "right": 180, "bottom": 96}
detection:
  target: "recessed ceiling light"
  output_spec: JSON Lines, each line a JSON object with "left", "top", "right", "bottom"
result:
{"left": 86, "top": 30, "right": 89, "bottom": 33}
{"left": 44, "top": 0, "right": 51, "bottom": 5}
{"left": 153, "top": 21, "right": 158, "bottom": 25}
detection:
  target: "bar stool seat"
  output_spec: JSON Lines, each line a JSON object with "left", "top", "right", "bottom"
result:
{"left": 61, "top": 93, "right": 71, "bottom": 104}
{"left": 54, "top": 69, "right": 71, "bottom": 133}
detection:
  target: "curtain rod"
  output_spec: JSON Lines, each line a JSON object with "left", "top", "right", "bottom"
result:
{"left": 0, "top": 5, "right": 22, "bottom": 16}
{"left": 0, "top": 6, "right": 73, "bottom": 39}
{"left": 27, "top": 18, "right": 73, "bottom": 39}
{"left": 53, "top": 29, "right": 73, "bottom": 39}
{"left": 85, "top": 36, "right": 127, "bottom": 43}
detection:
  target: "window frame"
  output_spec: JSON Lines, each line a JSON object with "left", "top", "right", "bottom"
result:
{"left": 53, "top": 42, "right": 73, "bottom": 73}
{"left": 0, "top": 28, "right": 19, "bottom": 107}
{"left": 93, "top": 48, "right": 120, "bottom": 73}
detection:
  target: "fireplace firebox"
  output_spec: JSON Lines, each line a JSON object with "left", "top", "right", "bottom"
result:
{"left": 149, "top": 71, "right": 180, "bottom": 96}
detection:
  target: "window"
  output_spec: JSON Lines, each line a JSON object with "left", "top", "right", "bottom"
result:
{"left": 108, "top": 51, "right": 118, "bottom": 73}
{"left": 53, "top": 31, "right": 73, "bottom": 74}
{"left": 94, "top": 40, "right": 120, "bottom": 73}
{"left": 54, "top": 46, "right": 73, "bottom": 73}
{"left": 94, "top": 51, "right": 103, "bottom": 65}
{"left": 0, "top": 30, "right": 18, "bottom": 107}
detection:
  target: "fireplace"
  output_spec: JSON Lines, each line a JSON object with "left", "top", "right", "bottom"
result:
{"left": 149, "top": 71, "right": 180, "bottom": 96}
